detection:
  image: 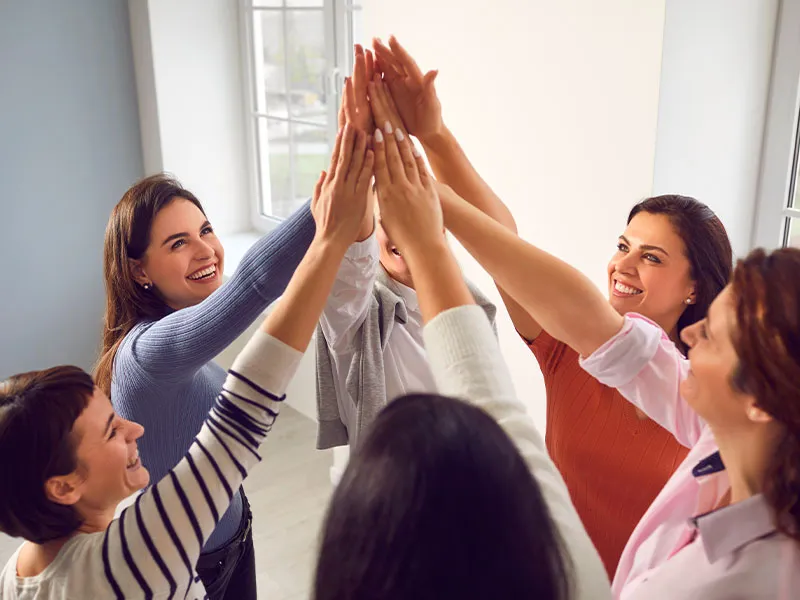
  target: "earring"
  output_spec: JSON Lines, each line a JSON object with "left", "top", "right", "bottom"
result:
{"left": 142, "top": 283, "right": 153, "bottom": 291}
{"left": 685, "top": 298, "right": 692, "bottom": 305}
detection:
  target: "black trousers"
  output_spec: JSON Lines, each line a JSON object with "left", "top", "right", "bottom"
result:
{"left": 196, "top": 489, "right": 257, "bottom": 600}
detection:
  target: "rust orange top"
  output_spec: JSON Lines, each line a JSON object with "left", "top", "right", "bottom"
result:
{"left": 527, "top": 330, "right": 689, "bottom": 577}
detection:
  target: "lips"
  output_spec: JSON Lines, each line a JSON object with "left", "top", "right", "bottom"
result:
{"left": 127, "top": 449, "right": 140, "bottom": 470}
{"left": 187, "top": 264, "right": 217, "bottom": 281}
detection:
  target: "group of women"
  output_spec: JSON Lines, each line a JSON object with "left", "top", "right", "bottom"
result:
{"left": 0, "top": 35, "right": 798, "bottom": 600}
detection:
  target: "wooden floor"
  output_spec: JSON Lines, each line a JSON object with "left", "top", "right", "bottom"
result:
{"left": 0, "top": 406, "right": 333, "bottom": 600}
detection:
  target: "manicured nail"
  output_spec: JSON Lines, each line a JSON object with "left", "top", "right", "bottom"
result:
{"left": 394, "top": 128, "right": 404, "bottom": 142}
{"left": 412, "top": 144, "right": 421, "bottom": 157}
{"left": 384, "top": 121, "right": 393, "bottom": 135}
{"left": 374, "top": 128, "right": 384, "bottom": 143}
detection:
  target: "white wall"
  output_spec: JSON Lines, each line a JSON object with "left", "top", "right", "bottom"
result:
{"left": 363, "top": 0, "right": 667, "bottom": 429}
{"left": 652, "top": 0, "right": 779, "bottom": 257}
{"left": 128, "top": 0, "right": 251, "bottom": 236}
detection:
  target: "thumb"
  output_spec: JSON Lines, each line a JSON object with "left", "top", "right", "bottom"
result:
{"left": 423, "top": 70, "right": 438, "bottom": 91}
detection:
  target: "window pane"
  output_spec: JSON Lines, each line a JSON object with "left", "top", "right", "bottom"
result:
{"left": 287, "top": 0, "right": 324, "bottom": 6}
{"left": 292, "top": 125, "right": 329, "bottom": 214}
{"left": 349, "top": 7, "right": 364, "bottom": 46}
{"left": 788, "top": 217, "right": 800, "bottom": 248}
{"left": 285, "top": 10, "right": 328, "bottom": 120}
{"left": 256, "top": 117, "right": 291, "bottom": 217}
{"left": 254, "top": 11, "right": 287, "bottom": 116}
{"left": 253, "top": 1, "right": 284, "bottom": 6}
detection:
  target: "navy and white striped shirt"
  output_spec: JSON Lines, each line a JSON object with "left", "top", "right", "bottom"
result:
{"left": 0, "top": 331, "right": 302, "bottom": 600}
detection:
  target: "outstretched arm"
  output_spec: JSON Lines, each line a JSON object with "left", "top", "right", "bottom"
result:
{"left": 370, "top": 117, "right": 611, "bottom": 600}
{"left": 371, "top": 36, "right": 541, "bottom": 341}
{"left": 102, "top": 124, "right": 375, "bottom": 597}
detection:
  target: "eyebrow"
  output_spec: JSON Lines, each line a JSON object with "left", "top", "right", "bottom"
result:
{"left": 104, "top": 413, "right": 115, "bottom": 438}
{"left": 619, "top": 235, "right": 669, "bottom": 257}
{"left": 161, "top": 221, "right": 211, "bottom": 247}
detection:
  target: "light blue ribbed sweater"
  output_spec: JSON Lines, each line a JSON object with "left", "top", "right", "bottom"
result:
{"left": 111, "top": 203, "right": 315, "bottom": 551}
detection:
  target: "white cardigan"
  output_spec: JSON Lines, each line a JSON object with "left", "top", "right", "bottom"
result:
{"left": 424, "top": 305, "right": 611, "bottom": 600}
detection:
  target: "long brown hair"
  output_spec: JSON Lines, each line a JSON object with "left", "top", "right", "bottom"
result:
{"left": 95, "top": 174, "right": 205, "bottom": 396}
{"left": 628, "top": 195, "right": 733, "bottom": 339}
{"left": 731, "top": 247, "right": 800, "bottom": 540}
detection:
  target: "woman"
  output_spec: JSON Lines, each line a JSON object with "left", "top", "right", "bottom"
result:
{"left": 313, "top": 116, "right": 611, "bottom": 599}
{"left": 370, "top": 36, "right": 733, "bottom": 573}
{"left": 94, "top": 172, "right": 314, "bottom": 597}
{"left": 581, "top": 247, "right": 800, "bottom": 598}
{"left": 0, "top": 125, "right": 375, "bottom": 599}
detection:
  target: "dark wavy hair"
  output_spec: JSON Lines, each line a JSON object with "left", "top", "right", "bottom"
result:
{"left": 629, "top": 195, "right": 733, "bottom": 342}
{"left": 729, "top": 247, "right": 800, "bottom": 541}
{"left": 314, "top": 393, "right": 572, "bottom": 600}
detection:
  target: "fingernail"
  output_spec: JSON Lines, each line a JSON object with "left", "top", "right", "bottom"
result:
{"left": 384, "top": 121, "right": 393, "bottom": 135}
{"left": 375, "top": 128, "right": 384, "bottom": 143}
{"left": 394, "top": 128, "right": 404, "bottom": 142}
{"left": 412, "top": 144, "right": 421, "bottom": 157}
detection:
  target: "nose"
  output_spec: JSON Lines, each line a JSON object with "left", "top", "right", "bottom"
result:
{"left": 681, "top": 321, "right": 700, "bottom": 349}
{"left": 194, "top": 238, "right": 216, "bottom": 261}
{"left": 125, "top": 419, "right": 145, "bottom": 441}
{"left": 614, "top": 252, "right": 638, "bottom": 275}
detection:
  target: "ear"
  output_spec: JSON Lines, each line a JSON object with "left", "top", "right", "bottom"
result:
{"left": 745, "top": 401, "right": 774, "bottom": 425}
{"left": 685, "top": 283, "right": 698, "bottom": 305}
{"left": 44, "top": 473, "right": 83, "bottom": 507}
{"left": 128, "top": 258, "right": 150, "bottom": 287}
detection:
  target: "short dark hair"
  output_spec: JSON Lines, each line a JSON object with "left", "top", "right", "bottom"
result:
{"left": 314, "top": 393, "right": 572, "bottom": 600}
{"left": 628, "top": 195, "right": 732, "bottom": 342}
{"left": 0, "top": 366, "right": 93, "bottom": 543}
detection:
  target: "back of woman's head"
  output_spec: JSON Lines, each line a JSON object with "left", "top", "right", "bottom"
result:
{"left": 0, "top": 366, "right": 93, "bottom": 543}
{"left": 314, "top": 394, "right": 571, "bottom": 600}
{"left": 629, "top": 195, "right": 732, "bottom": 336}
{"left": 729, "top": 247, "right": 800, "bottom": 540}
{"left": 95, "top": 174, "right": 204, "bottom": 395}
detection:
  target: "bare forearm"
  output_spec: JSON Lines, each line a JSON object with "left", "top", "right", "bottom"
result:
{"left": 422, "top": 126, "right": 517, "bottom": 232}
{"left": 261, "top": 237, "right": 349, "bottom": 352}
{"left": 403, "top": 241, "right": 475, "bottom": 324}
{"left": 445, "top": 197, "right": 623, "bottom": 356}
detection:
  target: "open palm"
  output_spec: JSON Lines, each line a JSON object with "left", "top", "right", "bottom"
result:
{"left": 372, "top": 36, "right": 443, "bottom": 140}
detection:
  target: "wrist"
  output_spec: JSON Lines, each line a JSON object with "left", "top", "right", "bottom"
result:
{"left": 311, "top": 231, "right": 350, "bottom": 256}
{"left": 401, "top": 236, "right": 450, "bottom": 267}
{"left": 419, "top": 124, "right": 452, "bottom": 152}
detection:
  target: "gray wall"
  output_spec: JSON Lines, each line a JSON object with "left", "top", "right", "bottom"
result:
{"left": 0, "top": 1, "right": 144, "bottom": 377}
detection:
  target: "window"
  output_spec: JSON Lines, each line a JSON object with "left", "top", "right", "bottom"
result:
{"left": 752, "top": 0, "right": 800, "bottom": 249}
{"left": 240, "top": 0, "right": 363, "bottom": 228}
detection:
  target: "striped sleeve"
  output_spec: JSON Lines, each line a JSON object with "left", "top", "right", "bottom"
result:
{"left": 101, "top": 331, "right": 303, "bottom": 598}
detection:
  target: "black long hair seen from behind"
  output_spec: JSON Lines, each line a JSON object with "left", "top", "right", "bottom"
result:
{"left": 314, "top": 393, "right": 572, "bottom": 600}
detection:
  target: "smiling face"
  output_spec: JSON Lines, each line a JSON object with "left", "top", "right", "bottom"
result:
{"left": 606, "top": 211, "right": 696, "bottom": 337}
{"left": 131, "top": 198, "right": 224, "bottom": 310}
{"left": 66, "top": 389, "right": 149, "bottom": 517}
{"left": 679, "top": 286, "right": 769, "bottom": 433}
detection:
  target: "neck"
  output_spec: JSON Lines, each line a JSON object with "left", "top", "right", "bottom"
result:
{"left": 381, "top": 262, "right": 415, "bottom": 289}
{"left": 75, "top": 505, "right": 117, "bottom": 535}
{"left": 713, "top": 426, "right": 774, "bottom": 505}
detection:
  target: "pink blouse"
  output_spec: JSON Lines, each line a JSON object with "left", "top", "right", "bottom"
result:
{"left": 580, "top": 314, "right": 799, "bottom": 599}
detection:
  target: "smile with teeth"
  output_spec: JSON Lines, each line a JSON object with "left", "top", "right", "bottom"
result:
{"left": 188, "top": 265, "right": 216, "bottom": 281}
{"left": 614, "top": 280, "right": 643, "bottom": 296}
{"left": 127, "top": 449, "right": 140, "bottom": 469}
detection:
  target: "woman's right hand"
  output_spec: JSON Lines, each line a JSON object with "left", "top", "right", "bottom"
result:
{"left": 311, "top": 123, "right": 374, "bottom": 248}
{"left": 372, "top": 36, "right": 443, "bottom": 142}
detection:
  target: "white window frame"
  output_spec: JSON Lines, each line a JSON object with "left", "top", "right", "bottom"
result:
{"left": 238, "top": 0, "right": 362, "bottom": 232}
{"left": 752, "top": 0, "right": 800, "bottom": 249}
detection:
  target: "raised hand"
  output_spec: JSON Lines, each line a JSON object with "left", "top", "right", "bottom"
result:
{"left": 371, "top": 118, "right": 443, "bottom": 259}
{"left": 311, "top": 124, "right": 375, "bottom": 247}
{"left": 372, "top": 36, "right": 442, "bottom": 141}
{"left": 338, "top": 44, "right": 375, "bottom": 134}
